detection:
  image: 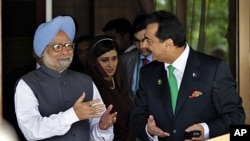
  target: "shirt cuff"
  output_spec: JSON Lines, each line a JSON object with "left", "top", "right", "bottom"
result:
{"left": 199, "top": 122, "right": 209, "bottom": 139}
{"left": 62, "top": 107, "right": 79, "bottom": 125}
{"left": 91, "top": 123, "right": 114, "bottom": 141}
{"left": 145, "top": 124, "right": 159, "bottom": 141}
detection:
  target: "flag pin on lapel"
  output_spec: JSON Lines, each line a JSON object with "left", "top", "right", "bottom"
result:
{"left": 157, "top": 79, "right": 162, "bottom": 85}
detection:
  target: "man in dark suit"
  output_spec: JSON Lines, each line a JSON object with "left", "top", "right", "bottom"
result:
{"left": 129, "top": 11, "right": 245, "bottom": 141}
{"left": 102, "top": 17, "right": 136, "bottom": 55}
{"left": 121, "top": 14, "right": 152, "bottom": 102}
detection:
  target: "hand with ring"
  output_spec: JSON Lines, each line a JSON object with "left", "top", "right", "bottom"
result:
{"left": 99, "top": 104, "right": 118, "bottom": 130}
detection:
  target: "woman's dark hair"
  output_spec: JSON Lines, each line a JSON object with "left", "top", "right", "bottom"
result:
{"left": 88, "top": 35, "right": 119, "bottom": 58}
{"left": 146, "top": 10, "right": 186, "bottom": 47}
{"left": 69, "top": 35, "right": 93, "bottom": 73}
{"left": 86, "top": 35, "right": 126, "bottom": 93}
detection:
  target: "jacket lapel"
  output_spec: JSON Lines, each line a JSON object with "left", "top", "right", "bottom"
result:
{"left": 153, "top": 62, "right": 174, "bottom": 119}
{"left": 174, "top": 48, "right": 201, "bottom": 117}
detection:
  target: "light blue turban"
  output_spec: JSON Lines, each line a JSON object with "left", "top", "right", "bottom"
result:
{"left": 33, "top": 16, "right": 76, "bottom": 57}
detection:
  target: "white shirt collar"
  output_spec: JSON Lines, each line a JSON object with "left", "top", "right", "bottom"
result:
{"left": 164, "top": 43, "right": 190, "bottom": 74}
{"left": 140, "top": 54, "right": 153, "bottom": 62}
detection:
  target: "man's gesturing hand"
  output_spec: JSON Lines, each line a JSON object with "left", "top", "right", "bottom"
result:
{"left": 147, "top": 115, "right": 170, "bottom": 137}
{"left": 73, "top": 92, "right": 105, "bottom": 120}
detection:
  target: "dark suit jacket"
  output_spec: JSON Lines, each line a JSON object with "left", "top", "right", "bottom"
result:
{"left": 120, "top": 49, "right": 139, "bottom": 101}
{"left": 130, "top": 48, "right": 245, "bottom": 141}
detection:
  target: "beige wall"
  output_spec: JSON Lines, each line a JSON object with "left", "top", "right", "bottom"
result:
{"left": 0, "top": 0, "right": 2, "bottom": 120}
{"left": 239, "top": 0, "right": 250, "bottom": 124}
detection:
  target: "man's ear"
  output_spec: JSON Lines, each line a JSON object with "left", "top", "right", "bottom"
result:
{"left": 164, "top": 39, "right": 174, "bottom": 48}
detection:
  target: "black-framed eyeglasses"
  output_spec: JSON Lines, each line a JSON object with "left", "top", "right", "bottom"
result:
{"left": 47, "top": 41, "right": 75, "bottom": 52}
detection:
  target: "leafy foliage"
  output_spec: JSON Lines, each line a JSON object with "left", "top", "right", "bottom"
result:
{"left": 156, "top": 0, "right": 229, "bottom": 55}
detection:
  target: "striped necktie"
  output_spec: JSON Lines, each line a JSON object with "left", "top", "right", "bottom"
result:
{"left": 142, "top": 57, "right": 149, "bottom": 66}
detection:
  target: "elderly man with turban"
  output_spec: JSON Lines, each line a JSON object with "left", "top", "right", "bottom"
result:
{"left": 14, "top": 16, "right": 117, "bottom": 141}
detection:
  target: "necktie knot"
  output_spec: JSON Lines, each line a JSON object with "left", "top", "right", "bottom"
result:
{"left": 168, "top": 65, "right": 175, "bottom": 78}
{"left": 142, "top": 57, "right": 149, "bottom": 66}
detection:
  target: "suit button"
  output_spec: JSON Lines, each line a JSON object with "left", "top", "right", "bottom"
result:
{"left": 173, "top": 129, "right": 177, "bottom": 133}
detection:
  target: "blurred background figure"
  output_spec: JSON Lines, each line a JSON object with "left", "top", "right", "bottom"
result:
{"left": 210, "top": 48, "right": 227, "bottom": 61}
{"left": 121, "top": 14, "right": 152, "bottom": 102}
{"left": 69, "top": 35, "right": 93, "bottom": 73}
{"left": 3, "top": 50, "right": 42, "bottom": 141}
{"left": 102, "top": 17, "right": 136, "bottom": 55}
{"left": 0, "top": 119, "right": 18, "bottom": 141}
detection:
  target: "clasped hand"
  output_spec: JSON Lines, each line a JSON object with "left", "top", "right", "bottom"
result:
{"left": 73, "top": 92, "right": 117, "bottom": 130}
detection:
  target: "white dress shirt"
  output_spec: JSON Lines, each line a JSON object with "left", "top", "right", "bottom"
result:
{"left": 132, "top": 54, "right": 153, "bottom": 96}
{"left": 15, "top": 79, "right": 114, "bottom": 141}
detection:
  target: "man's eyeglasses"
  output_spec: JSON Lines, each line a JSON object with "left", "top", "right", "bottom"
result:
{"left": 47, "top": 41, "right": 75, "bottom": 52}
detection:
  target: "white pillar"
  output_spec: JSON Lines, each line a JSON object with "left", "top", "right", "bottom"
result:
{"left": 46, "top": 0, "right": 52, "bottom": 21}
